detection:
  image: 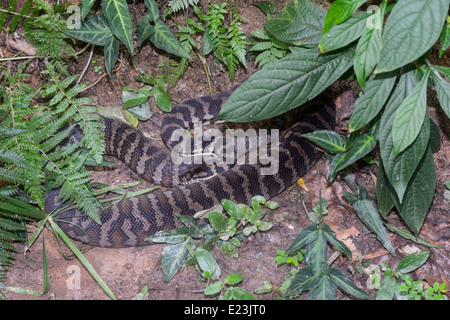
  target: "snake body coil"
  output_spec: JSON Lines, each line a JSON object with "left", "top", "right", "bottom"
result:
{"left": 45, "top": 83, "right": 335, "bottom": 247}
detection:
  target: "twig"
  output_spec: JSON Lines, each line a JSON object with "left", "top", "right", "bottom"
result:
{"left": 76, "top": 44, "right": 94, "bottom": 85}
{"left": 80, "top": 73, "right": 108, "bottom": 93}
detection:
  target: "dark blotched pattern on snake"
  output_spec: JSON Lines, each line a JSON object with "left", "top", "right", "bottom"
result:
{"left": 44, "top": 82, "right": 336, "bottom": 247}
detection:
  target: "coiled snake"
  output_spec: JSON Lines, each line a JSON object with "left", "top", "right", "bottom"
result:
{"left": 44, "top": 80, "right": 336, "bottom": 247}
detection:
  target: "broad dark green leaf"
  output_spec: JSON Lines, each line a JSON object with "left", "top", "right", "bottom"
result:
{"left": 286, "top": 223, "right": 318, "bottom": 254}
{"left": 136, "top": 14, "right": 155, "bottom": 46}
{"left": 218, "top": 47, "right": 355, "bottom": 122}
{"left": 350, "top": 71, "right": 397, "bottom": 131}
{"left": 392, "top": 70, "right": 430, "bottom": 156}
{"left": 102, "top": 0, "right": 134, "bottom": 54}
{"left": 252, "top": 1, "right": 275, "bottom": 17}
{"left": 153, "top": 86, "right": 171, "bottom": 112}
{"left": 323, "top": 0, "right": 366, "bottom": 34}
{"left": 161, "top": 237, "right": 193, "bottom": 282}
{"left": 331, "top": 133, "right": 376, "bottom": 177}
{"left": 306, "top": 229, "right": 327, "bottom": 274}
{"left": 64, "top": 14, "right": 113, "bottom": 46}
{"left": 392, "top": 147, "right": 436, "bottom": 234}
{"left": 353, "top": 188, "right": 395, "bottom": 256}
{"left": 302, "top": 130, "right": 347, "bottom": 154}
{"left": 319, "top": 12, "right": 372, "bottom": 53}
{"left": 104, "top": 35, "right": 119, "bottom": 79}
{"left": 376, "top": 162, "right": 394, "bottom": 218}
{"left": 398, "top": 250, "right": 430, "bottom": 273}
{"left": 144, "top": 0, "right": 160, "bottom": 21}
{"left": 208, "top": 211, "right": 229, "bottom": 232}
{"left": 376, "top": 0, "right": 450, "bottom": 72}
{"left": 284, "top": 266, "right": 320, "bottom": 297}
{"left": 440, "top": 16, "right": 450, "bottom": 56}
{"left": 82, "top": 0, "right": 96, "bottom": 20}
{"left": 379, "top": 67, "right": 429, "bottom": 203}
{"left": 353, "top": 3, "right": 384, "bottom": 91}
{"left": 432, "top": 68, "right": 450, "bottom": 119}
{"left": 328, "top": 268, "right": 371, "bottom": 300}
{"left": 149, "top": 20, "right": 190, "bottom": 59}
{"left": 265, "top": 0, "right": 326, "bottom": 45}
{"left": 309, "top": 274, "right": 336, "bottom": 300}
{"left": 322, "top": 222, "right": 352, "bottom": 259}
{"left": 222, "top": 199, "right": 243, "bottom": 220}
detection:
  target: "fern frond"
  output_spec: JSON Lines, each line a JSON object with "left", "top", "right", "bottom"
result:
{"left": 169, "top": 0, "right": 200, "bottom": 12}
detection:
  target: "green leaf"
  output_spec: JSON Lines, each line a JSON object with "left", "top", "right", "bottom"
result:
{"left": 161, "top": 237, "right": 193, "bottom": 282}
{"left": 322, "top": 222, "right": 352, "bottom": 259}
{"left": 224, "top": 273, "right": 243, "bottom": 285}
{"left": 379, "top": 67, "right": 429, "bottom": 203}
{"left": 264, "top": 0, "right": 326, "bottom": 45}
{"left": 440, "top": 16, "right": 450, "bottom": 56}
{"left": 350, "top": 70, "right": 397, "bottom": 131}
{"left": 145, "top": 230, "right": 189, "bottom": 244}
{"left": 144, "top": 0, "right": 160, "bottom": 21}
{"left": 322, "top": 0, "right": 366, "bottom": 34}
{"left": 302, "top": 130, "right": 347, "bottom": 154}
{"left": 319, "top": 12, "right": 372, "bottom": 53}
{"left": 328, "top": 268, "right": 371, "bottom": 300}
{"left": 376, "top": 162, "right": 394, "bottom": 218}
{"left": 353, "top": 3, "right": 385, "bottom": 91}
{"left": 63, "top": 14, "right": 113, "bottom": 46}
{"left": 398, "top": 250, "right": 430, "bottom": 274}
{"left": 102, "top": 0, "right": 134, "bottom": 54}
{"left": 286, "top": 223, "right": 318, "bottom": 254}
{"left": 208, "top": 211, "right": 229, "bottom": 232}
{"left": 376, "top": 274, "right": 397, "bottom": 300}
{"left": 392, "top": 70, "right": 430, "bottom": 156}
{"left": 305, "top": 230, "right": 327, "bottom": 274}
{"left": 393, "top": 147, "right": 436, "bottom": 234}
{"left": 252, "top": 1, "right": 275, "bottom": 17}
{"left": 309, "top": 274, "right": 336, "bottom": 300}
{"left": 104, "top": 35, "right": 119, "bottom": 79}
{"left": 205, "top": 281, "right": 223, "bottom": 295}
{"left": 352, "top": 187, "right": 396, "bottom": 256}
{"left": 222, "top": 199, "right": 243, "bottom": 220}
{"left": 195, "top": 248, "right": 221, "bottom": 280}
{"left": 375, "top": 0, "right": 449, "bottom": 73}
{"left": 284, "top": 266, "right": 320, "bottom": 296}
{"left": 149, "top": 20, "right": 191, "bottom": 59}
{"left": 136, "top": 14, "right": 155, "bottom": 46}
{"left": 385, "top": 223, "right": 440, "bottom": 248}
{"left": 82, "top": 0, "right": 96, "bottom": 20}
{"left": 218, "top": 47, "right": 355, "bottom": 122}
{"left": 432, "top": 68, "right": 450, "bottom": 119}
{"left": 330, "top": 133, "right": 376, "bottom": 178}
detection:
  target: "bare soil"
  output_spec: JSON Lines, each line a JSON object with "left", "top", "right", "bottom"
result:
{"left": 1, "top": 0, "right": 449, "bottom": 300}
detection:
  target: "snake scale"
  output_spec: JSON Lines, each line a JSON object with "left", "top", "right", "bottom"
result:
{"left": 44, "top": 80, "right": 336, "bottom": 248}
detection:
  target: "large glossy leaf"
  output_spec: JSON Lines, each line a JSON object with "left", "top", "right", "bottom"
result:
{"left": 102, "top": 0, "right": 134, "bottom": 54}
{"left": 349, "top": 70, "right": 397, "bottom": 131}
{"left": 353, "top": 4, "right": 384, "bottom": 91}
{"left": 322, "top": 0, "right": 366, "bottom": 34}
{"left": 352, "top": 187, "right": 395, "bottom": 256}
{"left": 161, "top": 237, "right": 193, "bottom": 282}
{"left": 264, "top": 0, "right": 326, "bottom": 45}
{"left": 104, "top": 35, "right": 119, "bottom": 79}
{"left": 392, "top": 70, "right": 430, "bottom": 156}
{"left": 286, "top": 223, "right": 318, "bottom": 254}
{"left": 301, "top": 130, "right": 347, "bottom": 154}
{"left": 195, "top": 248, "right": 221, "bottom": 280}
{"left": 376, "top": 0, "right": 450, "bottom": 73}
{"left": 328, "top": 268, "right": 371, "bottom": 300}
{"left": 82, "top": 0, "right": 96, "bottom": 20}
{"left": 379, "top": 67, "right": 429, "bottom": 203}
{"left": 64, "top": 14, "right": 113, "bottom": 46}
{"left": 284, "top": 266, "right": 320, "bottom": 296}
{"left": 309, "top": 274, "right": 336, "bottom": 300}
{"left": 218, "top": 47, "right": 355, "bottom": 122}
{"left": 305, "top": 229, "right": 327, "bottom": 274}
{"left": 392, "top": 147, "right": 436, "bottom": 234}
{"left": 432, "top": 68, "right": 450, "bottom": 119}
{"left": 398, "top": 250, "right": 430, "bottom": 273}
{"left": 376, "top": 162, "right": 394, "bottom": 218}
{"left": 322, "top": 222, "right": 352, "bottom": 259}
{"left": 149, "top": 20, "right": 190, "bottom": 59}
{"left": 319, "top": 12, "right": 372, "bottom": 53}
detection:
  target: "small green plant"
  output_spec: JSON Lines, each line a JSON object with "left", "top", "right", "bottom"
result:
{"left": 275, "top": 249, "right": 305, "bottom": 267}
{"left": 373, "top": 250, "right": 447, "bottom": 300}
{"left": 281, "top": 197, "right": 371, "bottom": 300}
{"left": 145, "top": 196, "right": 277, "bottom": 282}
{"left": 196, "top": 248, "right": 256, "bottom": 300}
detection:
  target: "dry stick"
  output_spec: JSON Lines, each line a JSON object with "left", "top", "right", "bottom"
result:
{"left": 76, "top": 44, "right": 94, "bottom": 85}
